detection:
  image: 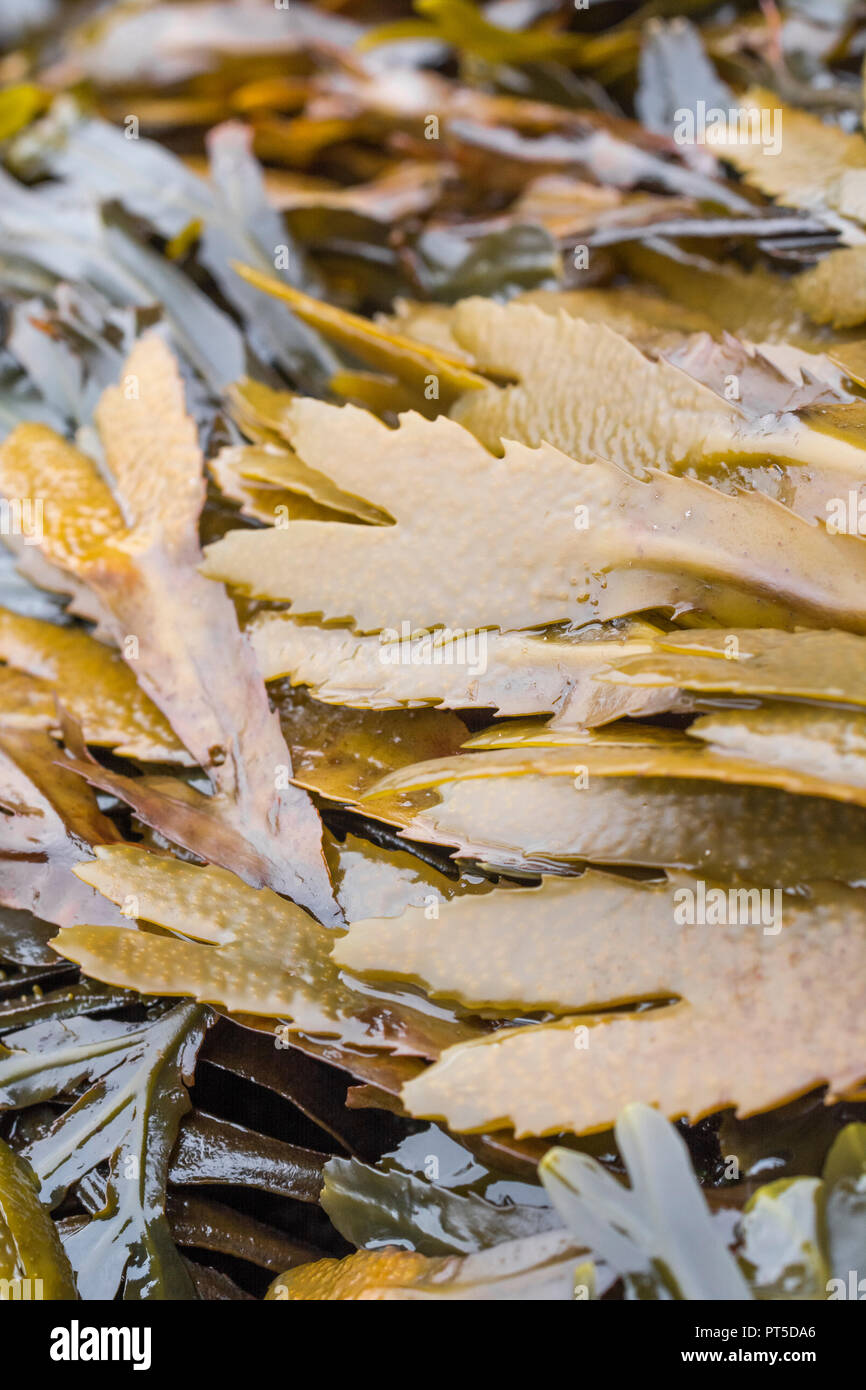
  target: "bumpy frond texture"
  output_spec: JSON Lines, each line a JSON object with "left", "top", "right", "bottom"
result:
{"left": 338, "top": 873, "right": 866, "bottom": 1135}
{"left": 202, "top": 400, "right": 866, "bottom": 635}
{"left": 53, "top": 845, "right": 477, "bottom": 1056}
{"left": 443, "top": 299, "right": 866, "bottom": 525}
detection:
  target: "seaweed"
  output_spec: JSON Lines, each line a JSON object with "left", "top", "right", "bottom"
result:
{"left": 0, "top": 0, "right": 864, "bottom": 1305}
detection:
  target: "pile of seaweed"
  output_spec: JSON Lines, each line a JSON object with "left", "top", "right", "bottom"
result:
{"left": 0, "top": 0, "right": 864, "bottom": 1301}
